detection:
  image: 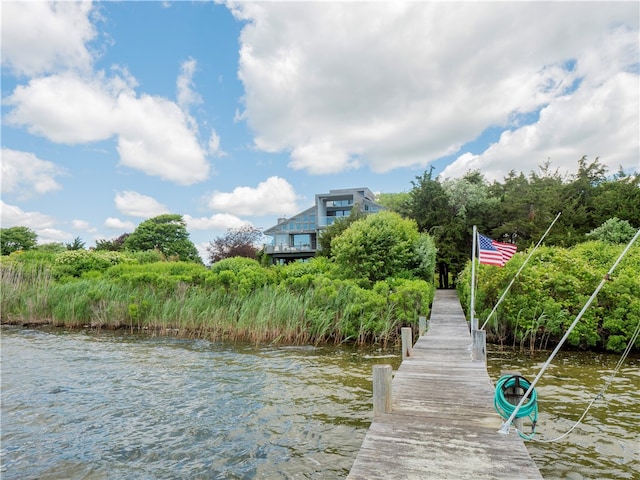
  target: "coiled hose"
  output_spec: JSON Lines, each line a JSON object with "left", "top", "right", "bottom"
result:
{"left": 494, "top": 375, "right": 538, "bottom": 440}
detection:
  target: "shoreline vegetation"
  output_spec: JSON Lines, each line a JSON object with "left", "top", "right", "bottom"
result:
{"left": 3, "top": 160, "right": 639, "bottom": 352}
{"left": 2, "top": 239, "right": 638, "bottom": 353}
{"left": 0, "top": 254, "right": 434, "bottom": 347}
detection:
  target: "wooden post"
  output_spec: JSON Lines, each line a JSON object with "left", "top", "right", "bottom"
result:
{"left": 419, "top": 316, "right": 427, "bottom": 336}
{"left": 471, "top": 329, "right": 486, "bottom": 363}
{"left": 470, "top": 316, "right": 478, "bottom": 331}
{"left": 401, "top": 327, "right": 413, "bottom": 360}
{"left": 501, "top": 370, "right": 525, "bottom": 432}
{"left": 373, "top": 364, "right": 393, "bottom": 416}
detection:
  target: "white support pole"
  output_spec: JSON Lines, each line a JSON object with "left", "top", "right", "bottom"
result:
{"left": 470, "top": 225, "right": 477, "bottom": 325}
{"left": 471, "top": 329, "right": 486, "bottom": 363}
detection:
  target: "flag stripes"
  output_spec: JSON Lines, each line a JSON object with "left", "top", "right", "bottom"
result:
{"left": 478, "top": 234, "right": 517, "bottom": 267}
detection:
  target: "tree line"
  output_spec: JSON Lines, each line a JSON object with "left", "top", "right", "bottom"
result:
{"left": 1, "top": 156, "right": 638, "bottom": 351}
{"left": 379, "top": 156, "right": 639, "bottom": 286}
{"left": 2, "top": 156, "right": 637, "bottom": 272}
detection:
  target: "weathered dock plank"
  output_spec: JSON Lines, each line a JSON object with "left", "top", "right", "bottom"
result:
{"left": 347, "top": 289, "right": 543, "bottom": 479}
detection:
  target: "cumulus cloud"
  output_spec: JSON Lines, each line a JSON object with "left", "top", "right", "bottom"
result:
{"left": 232, "top": 2, "right": 639, "bottom": 177}
{"left": 115, "top": 93, "right": 211, "bottom": 184}
{"left": 207, "top": 176, "right": 299, "bottom": 216}
{"left": 37, "top": 228, "right": 75, "bottom": 244}
{"left": 5, "top": 73, "right": 121, "bottom": 144}
{"left": 5, "top": 71, "right": 211, "bottom": 185}
{"left": 442, "top": 65, "right": 640, "bottom": 180}
{"left": 104, "top": 217, "right": 136, "bottom": 231}
{"left": 184, "top": 213, "right": 249, "bottom": 231}
{"left": 1, "top": 148, "right": 65, "bottom": 199}
{"left": 71, "top": 219, "right": 97, "bottom": 233}
{"left": 114, "top": 191, "right": 169, "bottom": 218}
{"left": 3, "top": 6, "right": 211, "bottom": 186}
{"left": 1, "top": 201, "right": 55, "bottom": 229}
{"left": 0, "top": 1, "right": 97, "bottom": 76}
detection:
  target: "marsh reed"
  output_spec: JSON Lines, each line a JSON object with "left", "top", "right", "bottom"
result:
{"left": 1, "top": 261, "right": 428, "bottom": 346}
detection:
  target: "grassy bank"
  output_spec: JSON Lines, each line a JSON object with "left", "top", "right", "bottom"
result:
{"left": 0, "top": 257, "right": 433, "bottom": 346}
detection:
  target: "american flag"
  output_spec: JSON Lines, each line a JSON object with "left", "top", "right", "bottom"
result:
{"left": 478, "top": 234, "right": 517, "bottom": 267}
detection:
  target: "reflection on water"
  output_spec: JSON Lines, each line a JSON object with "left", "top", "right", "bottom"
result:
{"left": 2, "top": 327, "right": 638, "bottom": 479}
{"left": 1, "top": 327, "right": 395, "bottom": 480}
{"left": 487, "top": 347, "right": 640, "bottom": 480}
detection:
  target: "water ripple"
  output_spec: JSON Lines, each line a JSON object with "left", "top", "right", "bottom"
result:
{"left": 1, "top": 328, "right": 383, "bottom": 479}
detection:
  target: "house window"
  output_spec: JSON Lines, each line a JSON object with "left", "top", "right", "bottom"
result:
{"left": 292, "top": 234, "right": 311, "bottom": 248}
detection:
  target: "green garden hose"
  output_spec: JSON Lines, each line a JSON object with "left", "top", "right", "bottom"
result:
{"left": 494, "top": 375, "right": 538, "bottom": 440}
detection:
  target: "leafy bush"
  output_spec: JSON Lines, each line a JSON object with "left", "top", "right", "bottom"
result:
{"left": 459, "top": 241, "right": 640, "bottom": 352}
{"left": 53, "top": 251, "right": 137, "bottom": 278}
{"left": 332, "top": 211, "right": 423, "bottom": 284}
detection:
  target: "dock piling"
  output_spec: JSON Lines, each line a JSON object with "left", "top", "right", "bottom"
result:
{"left": 372, "top": 364, "right": 392, "bottom": 416}
{"left": 401, "top": 327, "right": 413, "bottom": 359}
{"left": 418, "top": 315, "right": 427, "bottom": 336}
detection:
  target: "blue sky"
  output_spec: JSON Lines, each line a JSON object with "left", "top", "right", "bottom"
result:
{"left": 1, "top": 1, "right": 639, "bottom": 262}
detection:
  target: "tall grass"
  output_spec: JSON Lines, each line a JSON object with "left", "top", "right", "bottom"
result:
{"left": 1, "top": 261, "right": 431, "bottom": 346}
{"left": 1, "top": 263, "right": 54, "bottom": 324}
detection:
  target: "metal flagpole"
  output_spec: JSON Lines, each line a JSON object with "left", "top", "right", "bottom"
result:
{"left": 470, "top": 225, "right": 477, "bottom": 328}
{"left": 480, "top": 212, "right": 562, "bottom": 331}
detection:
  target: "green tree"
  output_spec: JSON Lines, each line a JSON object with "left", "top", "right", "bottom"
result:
{"left": 586, "top": 217, "right": 637, "bottom": 244}
{"left": 66, "top": 237, "right": 86, "bottom": 251}
{"left": 124, "top": 214, "right": 201, "bottom": 263}
{"left": 0, "top": 226, "right": 38, "bottom": 255}
{"left": 558, "top": 156, "right": 608, "bottom": 245}
{"left": 490, "top": 163, "right": 565, "bottom": 246}
{"left": 376, "top": 192, "right": 411, "bottom": 216}
{"left": 407, "top": 167, "right": 449, "bottom": 233}
{"left": 441, "top": 172, "right": 498, "bottom": 282}
{"left": 412, "top": 233, "right": 437, "bottom": 282}
{"left": 37, "top": 242, "right": 66, "bottom": 254}
{"left": 95, "top": 233, "right": 130, "bottom": 251}
{"left": 591, "top": 170, "right": 640, "bottom": 228}
{"left": 331, "top": 211, "right": 424, "bottom": 284}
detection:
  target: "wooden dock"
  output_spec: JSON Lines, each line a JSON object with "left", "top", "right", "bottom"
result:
{"left": 347, "top": 289, "right": 543, "bottom": 479}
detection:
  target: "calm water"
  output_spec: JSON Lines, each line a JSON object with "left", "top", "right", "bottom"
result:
{"left": 1, "top": 327, "right": 638, "bottom": 479}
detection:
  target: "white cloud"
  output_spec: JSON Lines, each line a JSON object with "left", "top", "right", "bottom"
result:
{"left": 0, "top": 148, "right": 65, "bottom": 199}
{"left": 115, "top": 93, "right": 210, "bottom": 185}
{"left": 0, "top": 201, "right": 56, "bottom": 229}
{"left": 232, "top": 2, "right": 639, "bottom": 178}
{"left": 184, "top": 213, "right": 249, "bottom": 231}
{"left": 0, "top": 1, "right": 97, "bottom": 76}
{"left": 207, "top": 176, "right": 299, "bottom": 216}
{"left": 177, "top": 58, "right": 202, "bottom": 109}
{"left": 5, "top": 73, "right": 121, "bottom": 144}
{"left": 442, "top": 64, "right": 640, "bottom": 180}
{"left": 104, "top": 217, "right": 136, "bottom": 231}
{"left": 71, "top": 219, "right": 97, "bottom": 233}
{"left": 114, "top": 191, "right": 169, "bottom": 218}
{"left": 5, "top": 71, "right": 211, "bottom": 185}
{"left": 208, "top": 130, "right": 224, "bottom": 157}
{"left": 37, "top": 228, "right": 74, "bottom": 244}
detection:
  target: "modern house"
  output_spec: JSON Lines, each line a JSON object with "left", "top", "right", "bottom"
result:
{"left": 263, "top": 187, "right": 384, "bottom": 264}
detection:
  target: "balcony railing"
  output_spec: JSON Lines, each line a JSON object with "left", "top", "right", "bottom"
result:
{"left": 264, "top": 244, "right": 317, "bottom": 254}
